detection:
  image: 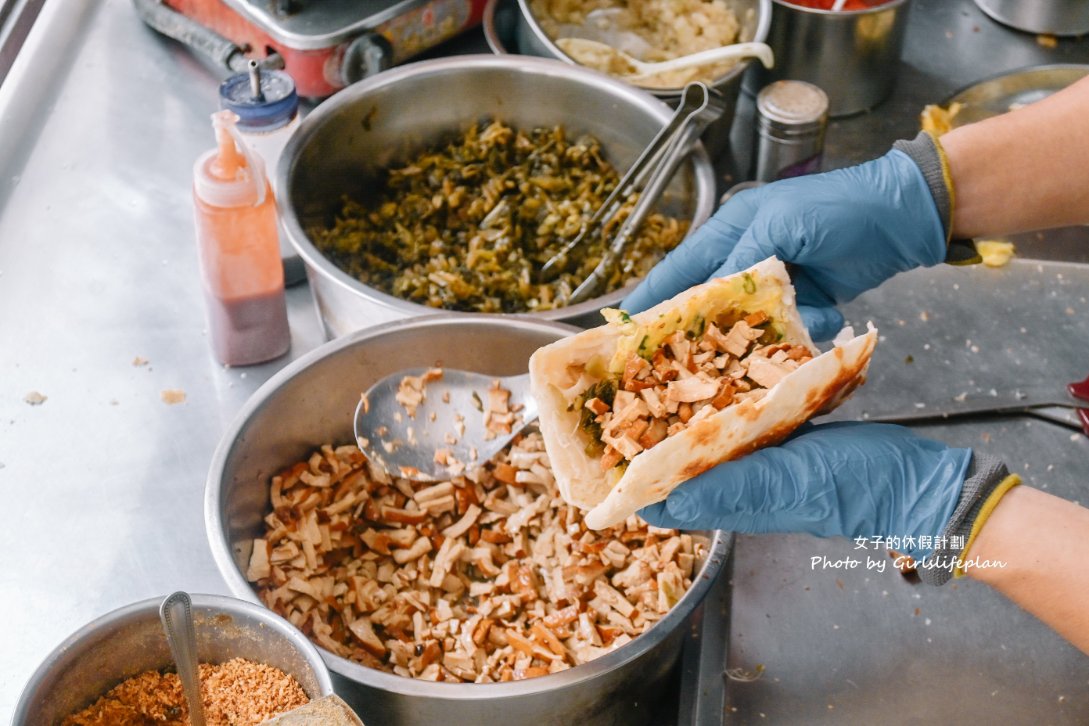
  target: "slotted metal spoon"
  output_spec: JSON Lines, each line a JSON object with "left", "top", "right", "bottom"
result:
{"left": 354, "top": 369, "right": 536, "bottom": 481}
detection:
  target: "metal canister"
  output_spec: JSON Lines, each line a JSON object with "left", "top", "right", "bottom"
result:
{"left": 749, "top": 0, "right": 912, "bottom": 117}
{"left": 753, "top": 80, "right": 829, "bottom": 182}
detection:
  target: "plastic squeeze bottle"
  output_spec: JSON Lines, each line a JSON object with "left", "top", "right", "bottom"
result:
{"left": 192, "top": 110, "right": 290, "bottom": 366}
{"left": 219, "top": 61, "right": 305, "bottom": 285}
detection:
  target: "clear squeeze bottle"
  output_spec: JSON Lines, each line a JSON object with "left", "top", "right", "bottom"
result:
{"left": 219, "top": 61, "right": 305, "bottom": 285}
{"left": 192, "top": 110, "right": 290, "bottom": 366}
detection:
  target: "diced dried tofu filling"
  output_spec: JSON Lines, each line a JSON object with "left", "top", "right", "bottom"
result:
{"left": 578, "top": 310, "right": 814, "bottom": 471}
{"left": 395, "top": 368, "right": 443, "bottom": 419}
{"left": 247, "top": 433, "right": 705, "bottom": 683}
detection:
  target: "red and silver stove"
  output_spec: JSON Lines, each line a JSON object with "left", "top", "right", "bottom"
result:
{"left": 136, "top": 0, "right": 488, "bottom": 98}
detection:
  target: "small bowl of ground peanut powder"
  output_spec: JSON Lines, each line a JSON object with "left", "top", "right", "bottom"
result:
{"left": 14, "top": 593, "right": 336, "bottom": 725}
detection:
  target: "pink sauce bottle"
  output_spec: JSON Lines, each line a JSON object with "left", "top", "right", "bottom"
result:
{"left": 192, "top": 110, "right": 290, "bottom": 366}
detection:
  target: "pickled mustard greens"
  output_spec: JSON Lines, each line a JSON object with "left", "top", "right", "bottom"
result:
{"left": 310, "top": 121, "right": 689, "bottom": 313}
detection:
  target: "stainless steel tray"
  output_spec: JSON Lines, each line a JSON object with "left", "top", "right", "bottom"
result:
{"left": 944, "top": 63, "right": 1089, "bottom": 127}
{"left": 721, "top": 259, "right": 1089, "bottom": 722}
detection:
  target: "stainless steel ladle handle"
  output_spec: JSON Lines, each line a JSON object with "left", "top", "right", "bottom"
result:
{"left": 160, "top": 591, "right": 206, "bottom": 726}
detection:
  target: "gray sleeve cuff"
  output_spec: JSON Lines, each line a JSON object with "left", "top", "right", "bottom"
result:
{"left": 893, "top": 131, "right": 952, "bottom": 239}
{"left": 916, "top": 454, "right": 1010, "bottom": 586}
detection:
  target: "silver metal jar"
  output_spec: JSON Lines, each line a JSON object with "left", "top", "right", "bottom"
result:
{"left": 277, "top": 55, "right": 716, "bottom": 339}
{"left": 753, "top": 79, "right": 829, "bottom": 181}
{"left": 205, "top": 314, "right": 731, "bottom": 726}
{"left": 13, "top": 594, "right": 334, "bottom": 725}
{"left": 750, "top": 0, "right": 912, "bottom": 117}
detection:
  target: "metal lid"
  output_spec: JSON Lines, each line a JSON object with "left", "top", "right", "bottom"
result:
{"left": 756, "top": 80, "right": 829, "bottom": 135}
{"left": 219, "top": 68, "right": 298, "bottom": 130}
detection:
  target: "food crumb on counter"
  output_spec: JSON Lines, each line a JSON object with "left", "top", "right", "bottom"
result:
{"left": 1037, "top": 33, "right": 1058, "bottom": 48}
{"left": 61, "top": 657, "right": 308, "bottom": 726}
{"left": 160, "top": 389, "right": 186, "bottom": 405}
{"left": 919, "top": 102, "right": 961, "bottom": 136}
{"left": 132, "top": 356, "right": 149, "bottom": 367}
{"left": 975, "top": 239, "right": 1015, "bottom": 267}
{"left": 724, "top": 664, "right": 765, "bottom": 683}
{"left": 24, "top": 391, "right": 47, "bottom": 405}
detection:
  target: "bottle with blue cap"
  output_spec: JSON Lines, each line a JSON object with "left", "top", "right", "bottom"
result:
{"left": 219, "top": 61, "right": 303, "bottom": 285}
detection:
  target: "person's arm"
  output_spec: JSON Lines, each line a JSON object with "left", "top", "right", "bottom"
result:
{"left": 622, "top": 75, "right": 1089, "bottom": 332}
{"left": 966, "top": 486, "right": 1089, "bottom": 654}
{"left": 638, "top": 422, "right": 1089, "bottom": 655}
{"left": 943, "top": 75, "right": 1089, "bottom": 238}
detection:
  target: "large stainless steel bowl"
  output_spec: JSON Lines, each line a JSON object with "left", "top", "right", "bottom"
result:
{"left": 278, "top": 55, "right": 717, "bottom": 339}
{"left": 509, "top": 0, "right": 771, "bottom": 156}
{"left": 205, "top": 315, "right": 731, "bottom": 725}
{"left": 13, "top": 593, "right": 334, "bottom": 725}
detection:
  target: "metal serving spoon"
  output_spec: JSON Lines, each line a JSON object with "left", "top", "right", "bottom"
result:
{"left": 354, "top": 369, "right": 536, "bottom": 481}
{"left": 555, "top": 38, "right": 774, "bottom": 82}
{"left": 160, "top": 591, "right": 206, "bottom": 726}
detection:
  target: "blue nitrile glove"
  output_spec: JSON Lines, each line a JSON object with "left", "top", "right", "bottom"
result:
{"left": 624, "top": 149, "right": 948, "bottom": 341}
{"left": 639, "top": 422, "right": 973, "bottom": 562}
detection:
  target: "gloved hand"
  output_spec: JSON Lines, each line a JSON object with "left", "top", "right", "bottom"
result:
{"left": 639, "top": 422, "right": 972, "bottom": 560}
{"left": 624, "top": 149, "right": 948, "bottom": 341}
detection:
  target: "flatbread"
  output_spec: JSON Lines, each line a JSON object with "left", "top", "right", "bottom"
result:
{"left": 529, "top": 257, "right": 877, "bottom": 530}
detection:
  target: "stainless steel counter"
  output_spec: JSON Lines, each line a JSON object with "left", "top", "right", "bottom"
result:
{"left": 1, "top": 0, "right": 1088, "bottom": 722}
{"left": 720, "top": 4, "right": 1089, "bottom": 721}
{"left": 726, "top": 261, "right": 1089, "bottom": 723}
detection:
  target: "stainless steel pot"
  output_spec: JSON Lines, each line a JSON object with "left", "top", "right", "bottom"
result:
{"left": 507, "top": 0, "right": 771, "bottom": 157}
{"left": 205, "top": 315, "right": 731, "bottom": 726}
{"left": 13, "top": 594, "right": 334, "bottom": 725}
{"left": 748, "top": 0, "right": 912, "bottom": 117}
{"left": 277, "top": 55, "right": 716, "bottom": 339}
{"left": 974, "top": 0, "right": 1089, "bottom": 36}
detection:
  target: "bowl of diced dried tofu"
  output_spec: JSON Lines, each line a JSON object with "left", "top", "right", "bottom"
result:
{"left": 206, "top": 314, "right": 730, "bottom": 726}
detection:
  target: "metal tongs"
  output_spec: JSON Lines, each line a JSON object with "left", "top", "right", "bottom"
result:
{"left": 539, "top": 82, "right": 727, "bottom": 305}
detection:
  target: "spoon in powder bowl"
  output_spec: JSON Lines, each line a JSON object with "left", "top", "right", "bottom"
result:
{"left": 354, "top": 368, "right": 536, "bottom": 482}
{"left": 160, "top": 591, "right": 206, "bottom": 726}
{"left": 556, "top": 38, "right": 774, "bottom": 84}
